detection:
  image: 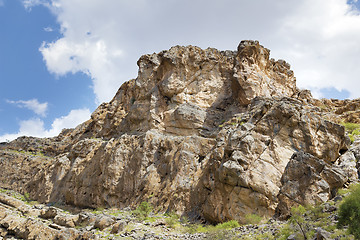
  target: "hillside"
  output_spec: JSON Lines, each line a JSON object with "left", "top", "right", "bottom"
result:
{"left": 1, "top": 40, "right": 360, "bottom": 239}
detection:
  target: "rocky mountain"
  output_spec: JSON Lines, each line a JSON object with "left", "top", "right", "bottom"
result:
{"left": 1, "top": 40, "right": 360, "bottom": 235}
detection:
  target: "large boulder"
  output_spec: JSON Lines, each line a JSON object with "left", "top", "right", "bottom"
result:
{"left": 276, "top": 151, "right": 352, "bottom": 219}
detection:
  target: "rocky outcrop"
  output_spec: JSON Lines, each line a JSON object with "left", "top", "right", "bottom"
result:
{"left": 71, "top": 40, "right": 297, "bottom": 140}
{"left": 0, "top": 192, "right": 96, "bottom": 240}
{"left": 276, "top": 151, "right": 354, "bottom": 219}
{"left": 0, "top": 40, "right": 358, "bottom": 225}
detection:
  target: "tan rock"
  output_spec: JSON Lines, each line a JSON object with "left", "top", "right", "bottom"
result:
{"left": 94, "top": 215, "right": 115, "bottom": 230}
{"left": 276, "top": 151, "right": 352, "bottom": 219}
{"left": 110, "top": 221, "right": 125, "bottom": 234}
{"left": 40, "top": 207, "right": 58, "bottom": 219}
{"left": 53, "top": 213, "right": 79, "bottom": 228}
{"left": 0, "top": 41, "right": 357, "bottom": 224}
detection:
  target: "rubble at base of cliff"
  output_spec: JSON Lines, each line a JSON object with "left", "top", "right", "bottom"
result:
{"left": 0, "top": 187, "right": 355, "bottom": 239}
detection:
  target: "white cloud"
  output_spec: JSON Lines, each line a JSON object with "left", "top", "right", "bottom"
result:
{"left": 0, "top": 108, "right": 91, "bottom": 142}
{"left": 44, "top": 26, "right": 54, "bottom": 32}
{"left": 26, "top": 0, "right": 360, "bottom": 103}
{"left": 48, "top": 108, "right": 90, "bottom": 136}
{"left": 7, "top": 99, "right": 48, "bottom": 117}
{"left": 22, "top": 0, "right": 55, "bottom": 10}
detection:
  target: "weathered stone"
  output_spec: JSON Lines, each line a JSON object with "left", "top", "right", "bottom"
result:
{"left": 94, "top": 215, "right": 115, "bottom": 230}
{"left": 276, "top": 151, "right": 352, "bottom": 218}
{"left": 53, "top": 213, "right": 79, "bottom": 228}
{"left": 40, "top": 207, "right": 58, "bottom": 219}
{"left": 0, "top": 203, "right": 93, "bottom": 240}
{"left": 110, "top": 221, "right": 125, "bottom": 234}
{"left": 0, "top": 40, "right": 356, "bottom": 225}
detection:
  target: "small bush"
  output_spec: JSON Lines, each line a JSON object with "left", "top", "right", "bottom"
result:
{"left": 244, "top": 214, "right": 262, "bottom": 225}
{"left": 133, "top": 201, "right": 152, "bottom": 219}
{"left": 341, "top": 122, "right": 360, "bottom": 132}
{"left": 184, "top": 220, "right": 239, "bottom": 234}
{"left": 338, "top": 184, "right": 360, "bottom": 238}
{"left": 341, "top": 122, "right": 360, "bottom": 143}
{"left": 275, "top": 224, "right": 294, "bottom": 240}
{"left": 307, "top": 204, "right": 328, "bottom": 220}
{"left": 215, "top": 220, "right": 240, "bottom": 230}
{"left": 165, "top": 211, "right": 180, "bottom": 229}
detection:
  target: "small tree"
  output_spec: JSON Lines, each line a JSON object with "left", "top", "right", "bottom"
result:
{"left": 289, "top": 205, "right": 309, "bottom": 240}
{"left": 338, "top": 184, "right": 360, "bottom": 238}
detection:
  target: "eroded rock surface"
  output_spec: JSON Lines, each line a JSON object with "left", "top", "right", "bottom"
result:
{"left": 0, "top": 40, "right": 358, "bottom": 225}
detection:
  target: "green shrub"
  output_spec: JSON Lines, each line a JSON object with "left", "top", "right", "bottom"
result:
{"left": 133, "top": 201, "right": 153, "bottom": 220}
{"left": 165, "top": 211, "right": 180, "bottom": 229}
{"left": 184, "top": 220, "right": 239, "bottom": 234}
{"left": 338, "top": 187, "right": 352, "bottom": 196}
{"left": 341, "top": 122, "right": 360, "bottom": 132}
{"left": 275, "top": 224, "right": 294, "bottom": 240}
{"left": 254, "top": 232, "right": 275, "bottom": 240}
{"left": 307, "top": 204, "right": 328, "bottom": 220}
{"left": 338, "top": 184, "right": 360, "bottom": 238}
{"left": 341, "top": 122, "right": 360, "bottom": 143}
{"left": 244, "top": 214, "right": 262, "bottom": 225}
{"left": 215, "top": 220, "right": 240, "bottom": 229}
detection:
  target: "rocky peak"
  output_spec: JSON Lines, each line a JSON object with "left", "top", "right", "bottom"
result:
{"left": 74, "top": 40, "right": 297, "bottom": 140}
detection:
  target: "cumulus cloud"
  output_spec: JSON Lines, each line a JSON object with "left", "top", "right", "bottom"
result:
{"left": 7, "top": 99, "right": 48, "bottom": 117}
{"left": 26, "top": 0, "right": 360, "bottom": 102}
{"left": 0, "top": 108, "right": 91, "bottom": 142}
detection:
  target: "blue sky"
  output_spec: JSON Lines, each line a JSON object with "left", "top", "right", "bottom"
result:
{"left": 0, "top": 0, "right": 360, "bottom": 141}
{"left": 0, "top": 0, "right": 94, "bottom": 140}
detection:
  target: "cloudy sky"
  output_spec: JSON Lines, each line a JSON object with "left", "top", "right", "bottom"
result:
{"left": 0, "top": 0, "right": 360, "bottom": 142}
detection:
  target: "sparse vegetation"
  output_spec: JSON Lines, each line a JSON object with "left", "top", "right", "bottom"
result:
{"left": 91, "top": 207, "right": 105, "bottom": 214}
{"left": 245, "top": 213, "right": 262, "bottom": 225}
{"left": 341, "top": 122, "right": 360, "bottom": 143}
{"left": 288, "top": 205, "right": 311, "bottom": 239}
{"left": 275, "top": 223, "right": 293, "bottom": 240}
{"left": 338, "top": 184, "right": 360, "bottom": 239}
{"left": 0, "top": 186, "right": 357, "bottom": 239}
{"left": 133, "top": 201, "right": 153, "bottom": 220}
{"left": 8, "top": 149, "right": 46, "bottom": 157}
{"left": 164, "top": 211, "right": 180, "bottom": 229}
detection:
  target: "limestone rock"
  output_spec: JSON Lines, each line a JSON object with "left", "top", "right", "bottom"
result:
{"left": 111, "top": 221, "right": 125, "bottom": 234}
{"left": 0, "top": 40, "right": 357, "bottom": 224}
{"left": 53, "top": 213, "right": 79, "bottom": 228}
{"left": 276, "top": 151, "right": 351, "bottom": 219}
{"left": 94, "top": 215, "right": 115, "bottom": 230}
{"left": 40, "top": 207, "right": 58, "bottom": 219}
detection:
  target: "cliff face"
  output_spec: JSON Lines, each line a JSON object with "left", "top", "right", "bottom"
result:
{"left": 1, "top": 40, "right": 359, "bottom": 223}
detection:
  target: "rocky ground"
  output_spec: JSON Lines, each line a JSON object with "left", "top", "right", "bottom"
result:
{"left": 0, "top": 186, "right": 356, "bottom": 239}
